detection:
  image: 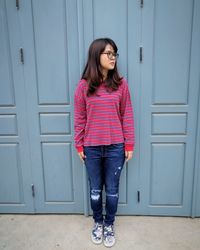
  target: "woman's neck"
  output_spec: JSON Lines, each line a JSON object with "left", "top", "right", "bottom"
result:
{"left": 102, "top": 69, "right": 108, "bottom": 81}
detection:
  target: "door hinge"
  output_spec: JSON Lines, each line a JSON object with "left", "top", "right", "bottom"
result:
{"left": 137, "top": 191, "right": 140, "bottom": 202}
{"left": 140, "top": 0, "right": 143, "bottom": 8}
{"left": 139, "top": 47, "right": 143, "bottom": 63}
{"left": 20, "top": 48, "right": 24, "bottom": 64}
{"left": 31, "top": 184, "right": 35, "bottom": 197}
{"left": 16, "top": 0, "right": 20, "bottom": 10}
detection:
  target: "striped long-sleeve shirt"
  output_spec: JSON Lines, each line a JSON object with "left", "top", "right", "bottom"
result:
{"left": 74, "top": 78, "right": 135, "bottom": 153}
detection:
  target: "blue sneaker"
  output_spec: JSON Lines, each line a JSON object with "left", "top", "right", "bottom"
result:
{"left": 103, "top": 224, "right": 115, "bottom": 247}
{"left": 91, "top": 222, "right": 103, "bottom": 244}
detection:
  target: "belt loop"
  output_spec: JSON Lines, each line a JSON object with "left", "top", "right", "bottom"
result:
{"left": 101, "top": 146, "right": 103, "bottom": 157}
{"left": 103, "top": 145, "right": 106, "bottom": 157}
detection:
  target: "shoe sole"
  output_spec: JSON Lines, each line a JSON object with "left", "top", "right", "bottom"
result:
{"left": 103, "top": 239, "right": 116, "bottom": 248}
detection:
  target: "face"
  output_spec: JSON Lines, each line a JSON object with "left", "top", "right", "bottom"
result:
{"left": 100, "top": 44, "right": 117, "bottom": 72}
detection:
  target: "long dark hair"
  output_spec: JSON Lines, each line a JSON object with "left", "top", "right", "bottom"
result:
{"left": 81, "top": 38, "right": 123, "bottom": 96}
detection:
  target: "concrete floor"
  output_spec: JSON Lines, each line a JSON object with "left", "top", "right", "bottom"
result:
{"left": 0, "top": 215, "right": 200, "bottom": 250}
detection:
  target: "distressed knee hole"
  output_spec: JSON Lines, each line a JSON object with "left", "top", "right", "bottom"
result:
{"left": 91, "top": 189, "right": 101, "bottom": 201}
{"left": 91, "top": 194, "right": 100, "bottom": 200}
{"left": 106, "top": 193, "right": 118, "bottom": 198}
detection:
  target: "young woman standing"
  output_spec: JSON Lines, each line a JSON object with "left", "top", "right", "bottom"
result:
{"left": 74, "top": 38, "right": 135, "bottom": 247}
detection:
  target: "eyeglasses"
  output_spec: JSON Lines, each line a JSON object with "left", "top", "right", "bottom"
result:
{"left": 101, "top": 51, "right": 119, "bottom": 60}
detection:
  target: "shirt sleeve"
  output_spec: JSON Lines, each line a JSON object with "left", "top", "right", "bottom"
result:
{"left": 120, "top": 79, "right": 135, "bottom": 151}
{"left": 74, "top": 81, "right": 87, "bottom": 153}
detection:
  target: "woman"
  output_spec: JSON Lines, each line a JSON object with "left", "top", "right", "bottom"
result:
{"left": 74, "top": 38, "right": 135, "bottom": 247}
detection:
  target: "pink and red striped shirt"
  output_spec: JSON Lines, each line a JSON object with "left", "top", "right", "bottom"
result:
{"left": 74, "top": 78, "right": 135, "bottom": 153}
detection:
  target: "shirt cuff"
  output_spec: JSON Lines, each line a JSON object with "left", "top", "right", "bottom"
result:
{"left": 125, "top": 144, "right": 134, "bottom": 151}
{"left": 76, "top": 146, "right": 83, "bottom": 153}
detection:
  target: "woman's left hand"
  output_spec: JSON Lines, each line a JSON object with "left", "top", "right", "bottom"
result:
{"left": 125, "top": 151, "right": 133, "bottom": 162}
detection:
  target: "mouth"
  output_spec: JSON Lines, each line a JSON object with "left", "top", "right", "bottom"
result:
{"left": 110, "top": 62, "right": 115, "bottom": 66}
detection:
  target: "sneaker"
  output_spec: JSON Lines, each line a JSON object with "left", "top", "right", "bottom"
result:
{"left": 91, "top": 222, "right": 103, "bottom": 244}
{"left": 103, "top": 224, "right": 115, "bottom": 247}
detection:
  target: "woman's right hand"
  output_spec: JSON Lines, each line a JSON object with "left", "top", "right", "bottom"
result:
{"left": 78, "top": 151, "right": 86, "bottom": 163}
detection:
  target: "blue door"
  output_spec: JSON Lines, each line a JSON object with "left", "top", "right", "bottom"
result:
{"left": 0, "top": 0, "right": 200, "bottom": 216}
{"left": 0, "top": 0, "right": 34, "bottom": 212}
{"left": 81, "top": 0, "right": 141, "bottom": 215}
{"left": 0, "top": 0, "right": 84, "bottom": 213}
{"left": 81, "top": 0, "right": 200, "bottom": 217}
{"left": 139, "top": 0, "right": 200, "bottom": 216}
{"left": 26, "top": 0, "right": 84, "bottom": 213}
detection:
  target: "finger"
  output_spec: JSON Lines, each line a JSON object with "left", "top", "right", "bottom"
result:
{"left": 79, "top": 155, "right": 85, "bottom": 163}
{"left": 128, "top": 152, "right": 133, "bottom": 159}
{"left": 82, "top": 153, "right": 86, "bottom": 159}
{"left": 125, "top": 152, "right": 133, "bottom": 162}
{"left": 125, "top": 151, "right": 130, "bottom": 157}
{"left": 80, "top": 152, "right": 86, "bottom": 161}
{"left": 78, "top": 152, "right": 84, "bottom": 157}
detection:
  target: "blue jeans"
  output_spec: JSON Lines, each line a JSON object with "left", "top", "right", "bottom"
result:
{"left": 83, "top": 143, "right": 126, "bottom": 226}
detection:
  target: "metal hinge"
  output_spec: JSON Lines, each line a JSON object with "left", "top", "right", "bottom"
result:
{"left": 140, "top": 0, "right": 143, "bottom": 8}
{"left": 20, "top": 48, "right": 24, "bottom": 64}
{"left": 137, "top": 191, "right": 140, "bottom": 202}
{"left": 140, "top": 47, "right": 143, "bottom": 63}
{"left": 31, "top": 184, "right": 35, "bottom": 197}
{"left": 16, "top": 0, "right": 20, "bottom": 10}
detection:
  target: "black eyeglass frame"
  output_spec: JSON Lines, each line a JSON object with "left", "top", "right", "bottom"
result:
{"left": 101, "top": 51, "right": 119, "bottom": 60}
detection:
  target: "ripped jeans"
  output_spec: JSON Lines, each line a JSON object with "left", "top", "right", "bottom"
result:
{"left": 83, "top": 143, "right": 126, "bottom": 226}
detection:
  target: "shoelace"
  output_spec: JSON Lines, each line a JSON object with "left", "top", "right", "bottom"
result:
{"left": 104, "top": 225, "right": 114, "bottom": 241}
{"left": 93, "top": 223, "right": 103, "bottom": 239}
